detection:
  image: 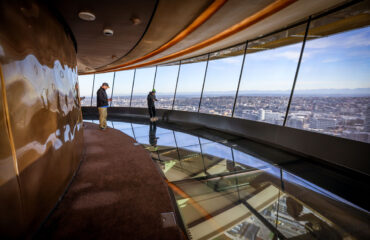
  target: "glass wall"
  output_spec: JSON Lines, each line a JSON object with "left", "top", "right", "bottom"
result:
{"left": 131, "top": 67, "right": 156, "bottom": 107}
{"left": 154, "top": 64, "right": 179, "bottom": 109}
{"left": 78, "top": 74, "right": 94, "bottom": 106}
{"left": 78, "top": 1, "right": 369, "bottom": 143}
{"left": 91, "top": 72, "right": 114, "bottom": 106}
{"left": 199, "top": 44, "right": 245, "bottom": 116}
{"left": 234, "top": 24, "right": 307, "bottom": 125}
{"left": 287, "top": 1, "right": 370, "bottom": 143}
{"left": 174, "top": 55, "right": 208, "bottom": 111}
{"left": 111, "top": 70, "right": 135, "bottom": 107}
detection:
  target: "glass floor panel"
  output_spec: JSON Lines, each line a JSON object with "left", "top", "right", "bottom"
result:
{"left": 86, "top": 120, "right": 370, "bottom": 240}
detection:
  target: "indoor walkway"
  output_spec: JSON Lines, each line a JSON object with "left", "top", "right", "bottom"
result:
{"left": 36, "top": 119, "right": 369, "bottom": 240}
{"left": 37, "top": 122, "right": 184, "bottom": 239}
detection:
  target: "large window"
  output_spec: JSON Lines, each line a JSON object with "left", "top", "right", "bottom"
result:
{"left": 91, "top": 72, "right": 114, "bottom": 106}
{"left": 199, "top": 45, "right": 245, "bottom": 116}
{"left": 233, "top": 24, "right": 307, "bottom": 125}
{"left": 174, "top": 55, "right": 208, "bottom": 111}
{"left": 78, "top": 74, "right": 94, "bottom": 106}
{"left": 154, "top": 64, "right": 179, "bottom": 109}
{"left": 287, "top": 2, "right": 370, "bottom": 143}
{"left": 131, "top": 67, "right": 156, "bottom": 107}
{"left": 111, "top": 70, "right": 135, "bottom": 107}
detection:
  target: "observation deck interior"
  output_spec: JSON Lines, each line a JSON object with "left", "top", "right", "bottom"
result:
{"left": 1, "top": 0, "right": 369, "bottom": 239}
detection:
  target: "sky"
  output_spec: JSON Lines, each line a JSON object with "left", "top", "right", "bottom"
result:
{"left": 78, "top": 26, "right": 370, "bottom": 97}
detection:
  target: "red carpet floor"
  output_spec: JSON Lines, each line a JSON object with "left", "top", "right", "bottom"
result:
{"left": 37, "top": 122, "right": 184, "bottom": 239}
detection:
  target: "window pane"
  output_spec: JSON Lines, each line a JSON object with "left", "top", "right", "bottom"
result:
{"left": 174, "top": 55, "right": 208, "bottom": 112}
{"left": 111, "top": 70, "right": 134, "bottom": 107}
{"left": 131, "top": 67, "right": 156, "bottom": 108}
{"left": 92, "top": 72, "right": 114, "bottom": 106}
{"left": 287, "top": 2, "right": 370, "bottom": 143}
{"left": 234, "top": 23, "right": 307, "bottom": 125}
{"left": 200, "top": 45, "right": 245, "bottom": 116}
{"left": 154, "top": 64, "right": 179, "bottom": 109}
{"left": 78, "top": 74, "right": 94, "bottom": 106}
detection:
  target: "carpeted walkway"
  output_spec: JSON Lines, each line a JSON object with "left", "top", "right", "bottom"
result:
{"left": 37, "top": 122, "right": 184, "bottom": 240}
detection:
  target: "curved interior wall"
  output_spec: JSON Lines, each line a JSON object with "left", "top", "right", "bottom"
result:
{"left": 0, "top": 0, "right": 83, "bottom": 238}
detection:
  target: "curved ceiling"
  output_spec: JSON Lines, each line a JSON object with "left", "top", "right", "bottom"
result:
{"left": 51, "top": 0, "right": 158, "bottom": 72}
{"left": 54, "top": 0, "right": 351, "bottom": 74}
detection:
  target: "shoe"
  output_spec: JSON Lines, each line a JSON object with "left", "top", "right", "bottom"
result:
{"left": 100, "top": 127, "right": 106, "bottom": 130}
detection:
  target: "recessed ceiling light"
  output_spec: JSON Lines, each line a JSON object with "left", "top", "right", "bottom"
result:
{"left": 103, "top": 28, "right": 114, "bottom": 36}
{"left": 78, "top": 11, "right": 96, "bottom": 21}
{"left": 130, "top": 17, "right": 141, "bottom": 25}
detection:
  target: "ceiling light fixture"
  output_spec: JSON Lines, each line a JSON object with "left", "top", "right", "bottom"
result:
{"left": 130, "top": 17, "right": 141, "bottom": 25}
{"left": 78, "top": 11, "right": 96, "bottom": 21}
{"left": 103, "top": 28, "right": 114, "bottom": 36}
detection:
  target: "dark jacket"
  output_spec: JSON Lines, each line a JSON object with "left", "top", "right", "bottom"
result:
{"left": 147, "top": 93, "right": 157, "bottom": 107}
{"left": 97, "top": 87, "right": 108, "bottom": 107}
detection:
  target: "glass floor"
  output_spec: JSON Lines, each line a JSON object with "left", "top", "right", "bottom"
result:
{"left": 85, "top": 119, "right": 370, "bottom": 240}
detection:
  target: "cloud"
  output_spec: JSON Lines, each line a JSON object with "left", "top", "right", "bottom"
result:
{"left": 306, "top": 27, "right": 370, "bottom": 49}
{"left": 219, "top": 58, "right": 241, "bottom": 64}
{"left": 249, "top": 49, "right": 301, "bottom": 61}
{"left": 321, "top": 58, "right": 341, "bottom": 63}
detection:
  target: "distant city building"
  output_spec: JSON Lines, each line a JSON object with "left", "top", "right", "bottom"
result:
{"left": 258, "top": 109, "right": 265, "bottom": 121}
{"left": 365, "top": 106, "right": 370, "bottom": 132}
{"left": 288, "top": 116, "right": 304, "bottom": 129}
{"left": 310, "top": 117, "right": 337, "bottom": 130}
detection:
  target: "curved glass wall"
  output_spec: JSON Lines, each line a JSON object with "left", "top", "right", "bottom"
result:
{"left": 78, "top": 74, "right": 94, "bottom": 106}
{"left": 199, "top": 45, "right": 245, "bottom": 117}
{"left": 174, "top": 55, "right": 208, "bottom": 112}
{"left": 286, "top": 1, "right": 370, "bottom": 143}
{"left": 234, "top": 24, "right": 307, "bottom": 125}
{"left": 103, "top": 118, "right": 369, "bottom": 240}
{"left": 79, "top": 1, "right": 369, "bottom": 143}
{"left": 91, "top": 72, "right": 114, "bottom": 107}
{"left": 131, "top": 67, "right": 156, "bottom": 107}
{"left": 111, "top": 70, "right": 135, "bottom": 107}
{"left": 154, "top": 64, "right": 179, "bottom": 109}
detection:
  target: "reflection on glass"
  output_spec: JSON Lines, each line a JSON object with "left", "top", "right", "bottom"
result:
{"left": 174, "top": 55, "right": 208, "bottom": 112}
{"left": 154, "top": 64, "right": 179, "bottom": 109}
{"left": 111, "top": 70, "right": 134, "bottom": 107}
{"left": 287, "top": 2, "right": 370, "bottom": 143}
{"left": 109, "top": 118, "right": 369, "bottom": 239}
{"left": 234, "top": 24, "right": 307, "bottom": 125}
{"left": 92, "top": 72, "right": 114, "bottom": 106}
{"left": 131, "top": 67, "right": 156, "bottom": 107}
{"left": 78, "top": 74, "right": 94, "bottom": 106}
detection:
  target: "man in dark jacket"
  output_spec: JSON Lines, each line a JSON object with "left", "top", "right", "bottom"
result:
{"left": 97, "top": 82, "right": 112, "bottom": 130}
{"left": 147, "top": 89, "right": 157, "bottom": 122}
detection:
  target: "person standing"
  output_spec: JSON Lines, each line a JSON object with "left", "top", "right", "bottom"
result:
{"left": 97, "top": 82, "right": 112, "bottom": 130}
{"left": 147, "top": 89, "right": 158, "bottom": 122}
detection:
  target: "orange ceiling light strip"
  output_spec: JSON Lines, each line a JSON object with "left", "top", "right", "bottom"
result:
{"left": 98, "top": 0, "right": 297, "bottom": 73}
{"left": 96, "top": 0, "right": 227, "bottom": 73}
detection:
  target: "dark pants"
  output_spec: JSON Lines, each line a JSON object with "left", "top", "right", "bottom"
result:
{"left": 148, "top": 106, "right": 156, "bottom": 118}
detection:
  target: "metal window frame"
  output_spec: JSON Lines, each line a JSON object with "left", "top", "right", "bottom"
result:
{"left": 129, "top": 69, "right": 136, "bottom": 107}
{"left": 232, "top": 41, "right": 248, "bottom": 117}
{"left": 283, "top": 17, "right": 311, "bottom": 126}
{"left": 90, "top": 74, "right": 95, "bottom": 106}
{"left": 152, "top": 65, "right": 158, "bottom": 90}
{"left": 109, "top": 72, "right": 116, "bottom": 107}
{"left": 198, "top": 53, "right": 210, "bottom": 112}
{"left": 172, "top": 61, "right": 182, "bottom": 110}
